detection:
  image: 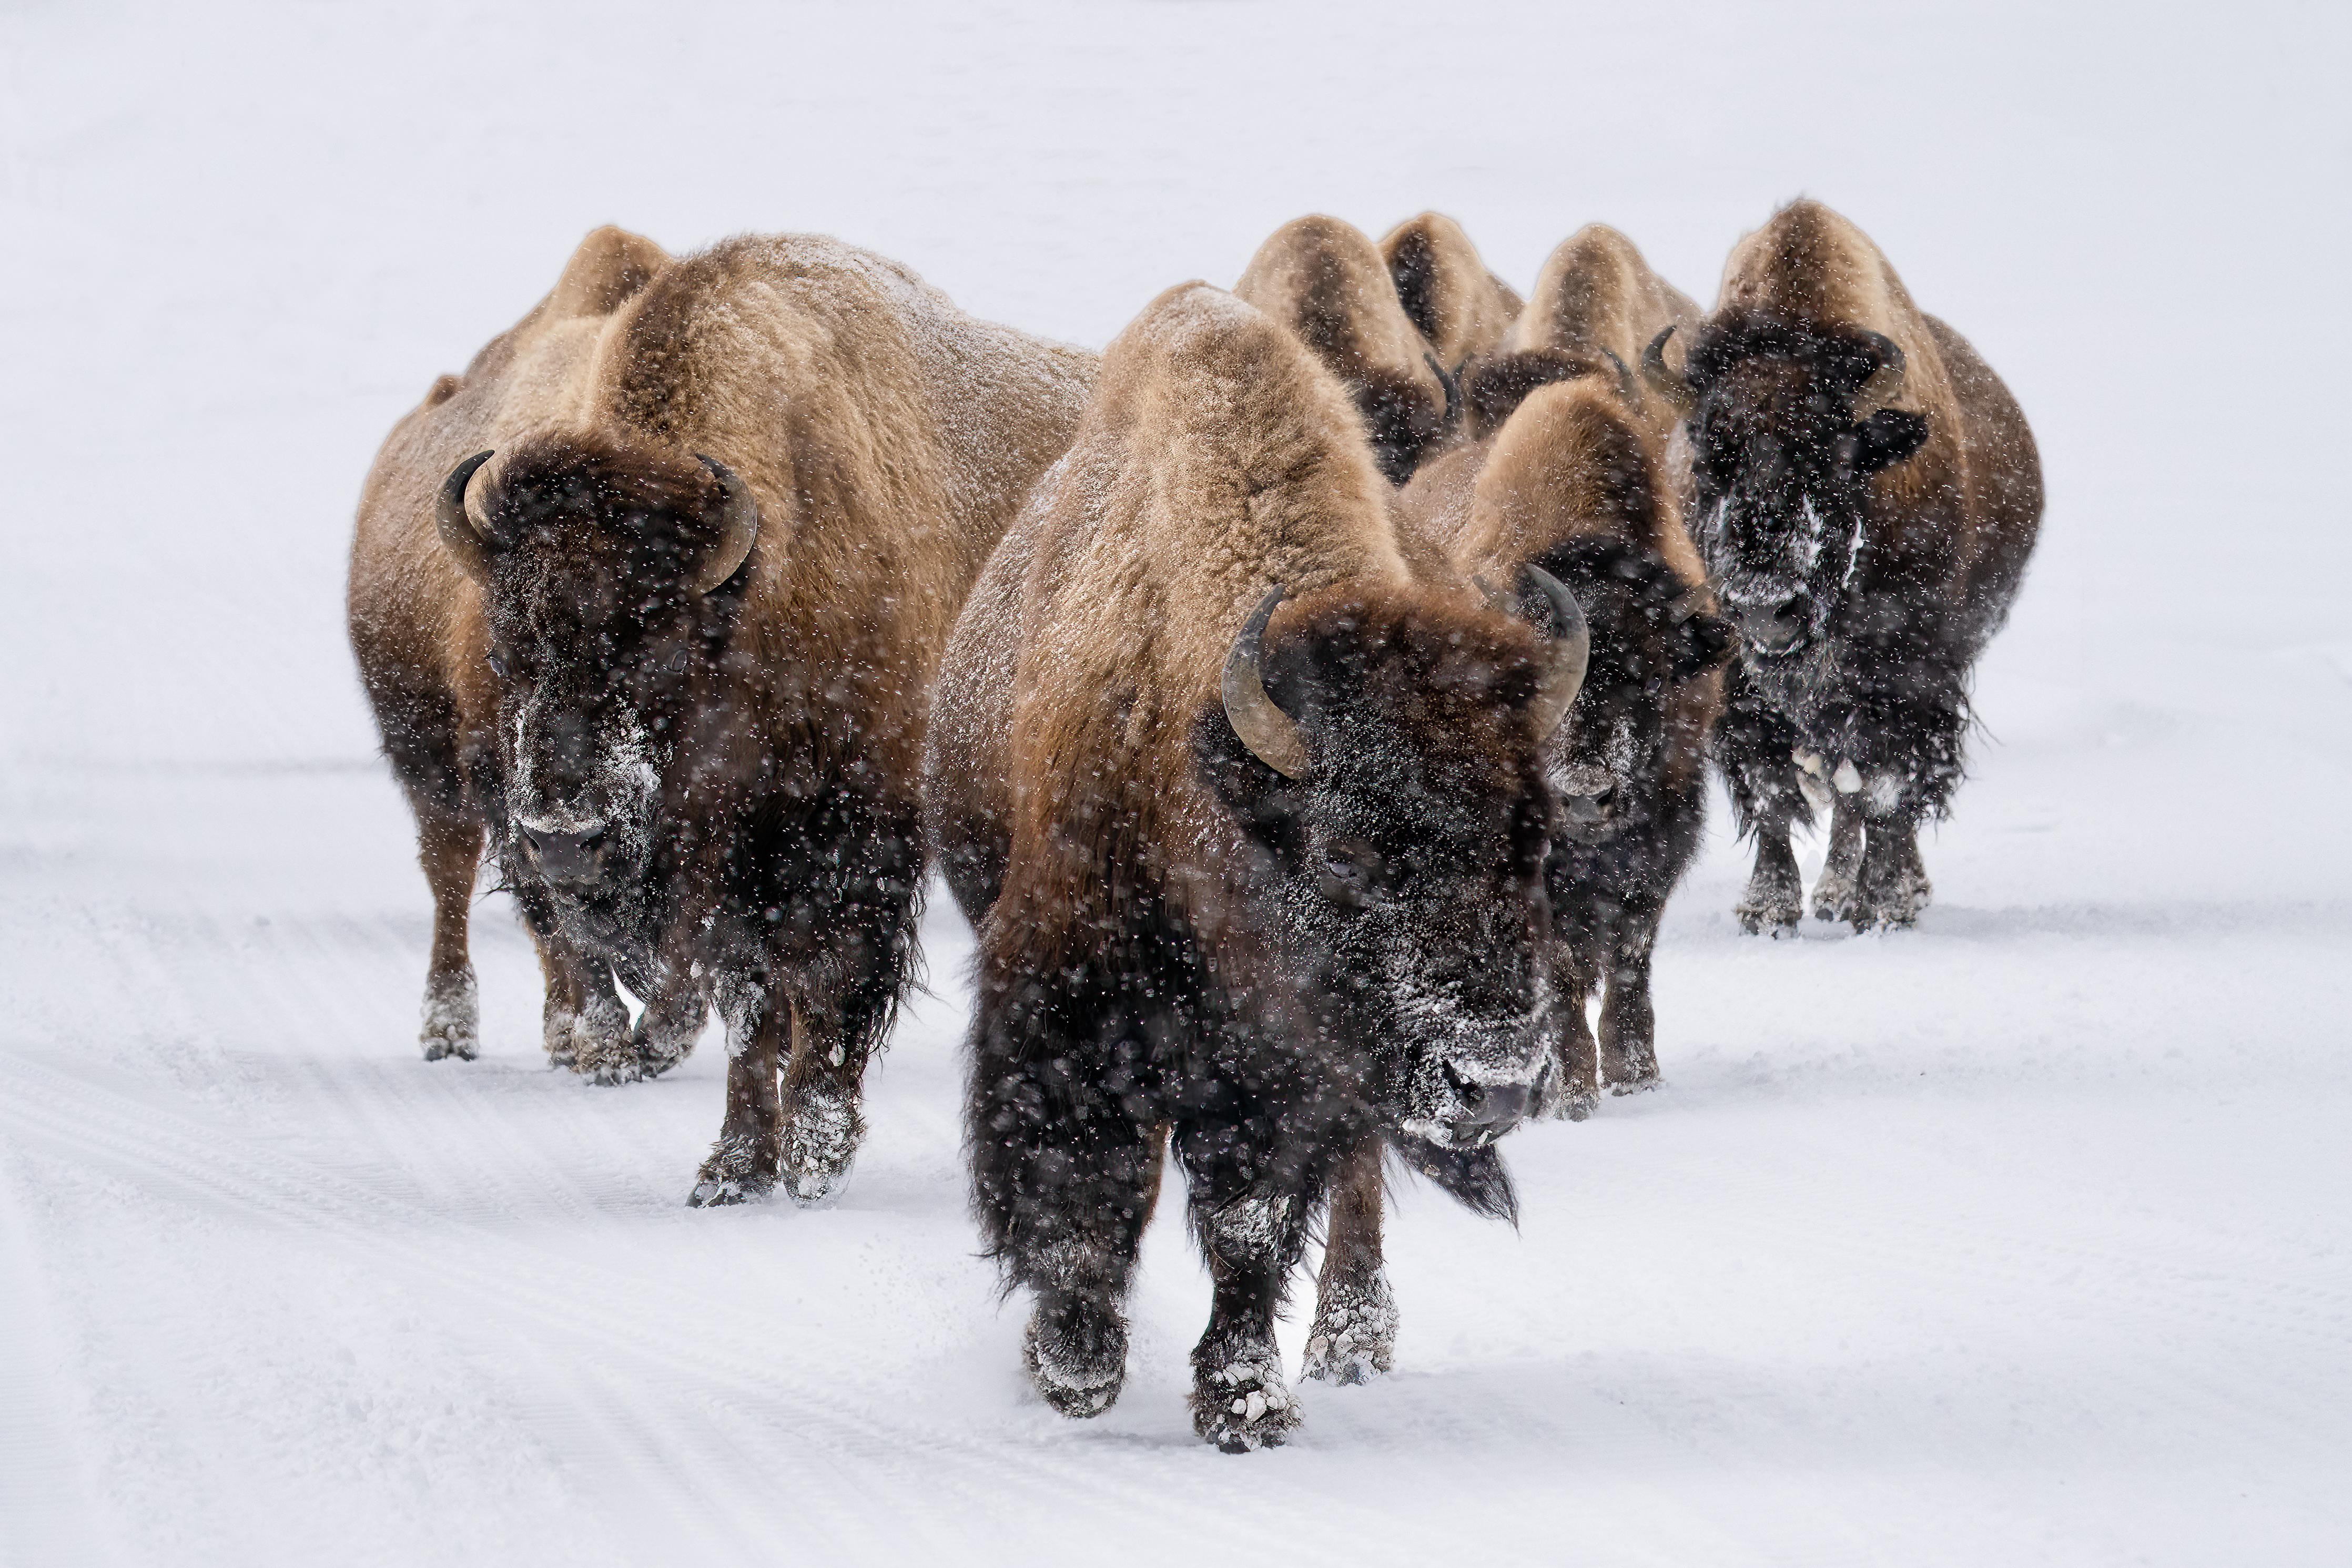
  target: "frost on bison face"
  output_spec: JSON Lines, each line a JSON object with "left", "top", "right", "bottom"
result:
{"left": 1198, "top": 584, "right": 1577, "bottom": 1199}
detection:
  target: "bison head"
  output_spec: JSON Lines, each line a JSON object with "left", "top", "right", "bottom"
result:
{"left": 1513, "top": 542, "right": 1731, "bottom": 844}
{"left": 435, "top": 435, "right": 760, "bottom": 894}
{"left": 1196, "top": 576, "right": 1587, "bottom": 1205}
{"left": 1643, "top": 322, "right": 1927, "bottom": 667}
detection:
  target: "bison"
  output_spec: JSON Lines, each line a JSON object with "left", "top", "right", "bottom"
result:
{"left": 1641, "top": 200, "right": 2043, "bottom": 930}
{"left": 1232, "top": 215, "right": 1463, "bottom": 485}
{"left": 1378, "top": 210, "right": 1525, "bottom": 375}
{"left": 1300, "top": 236, "right": 1732, "bottom": 1386}
{"left": 348, "top": 226, "right": 1093, "bottom": 1207}
{"left": 926, "top": 281, "right": 1587, "bottom": 1451}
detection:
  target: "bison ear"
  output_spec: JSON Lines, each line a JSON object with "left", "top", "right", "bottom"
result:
{"left": 1851, "top": 409, "right": 1928, "bottom": 475}
{"left": 1670, "top": 610, "right": 1737, "bottom": 682}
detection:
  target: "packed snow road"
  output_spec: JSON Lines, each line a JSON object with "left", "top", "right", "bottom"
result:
{"left": 7, "top": 0, "right": 2350, "bottom": 1562}
{"left": 6, "top": 626, "right": 2349, "bottom": 1563}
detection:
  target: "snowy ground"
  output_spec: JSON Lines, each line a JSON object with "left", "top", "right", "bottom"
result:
{"left": 4, "top": 2, "right": 2350, "bottom": 1564}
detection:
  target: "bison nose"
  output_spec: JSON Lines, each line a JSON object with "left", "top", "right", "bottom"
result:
{"left": 1732, "top": 593, "right": 1810, "bottom": 654}
{"left": 1563, "top": 779, "right": 1617, "bottom": 832}
{"left": 519, "top": 824, "right": 610, "bottom": 887}
{"left": 1442, "top": 1060, "right": 1533, "bottom": 1131}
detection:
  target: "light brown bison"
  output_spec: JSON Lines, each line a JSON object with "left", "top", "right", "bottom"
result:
{"left": 1232, "top": 214, "right": 1461, "bottom": 484}
{"left": 348, "top": 226, "right": 1093, "bottom": 1206}
{"left": 1377, "top": 210, "right": 1524, "bottom": 373}
{"left": 1641, "top": 200, "right": 2042, "bottom": 930}
{"left": 926, "top": 282, "right": 1587, "bottom": 1451}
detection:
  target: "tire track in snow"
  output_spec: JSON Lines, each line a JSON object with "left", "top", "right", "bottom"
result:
{"left": 0, "top": 1056, "right": 1377, "bottom": 1565}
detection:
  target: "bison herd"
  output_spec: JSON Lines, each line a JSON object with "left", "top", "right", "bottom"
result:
{"left": 347, "top": 199, "right": 2042, "bottom": 1451}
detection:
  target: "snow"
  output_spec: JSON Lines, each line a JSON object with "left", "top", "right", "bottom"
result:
{"left": 4, "top": 1, "right": 2349, "bottom": 1563}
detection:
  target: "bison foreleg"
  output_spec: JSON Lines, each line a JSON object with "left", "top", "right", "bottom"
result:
{"left": 1856, "top": 818, "right": 1933, "bottom": 931}
{"left": 777, "top": 998, "right": 869, "bottom": 1209}
{"left": 1182, "top": 1133, "right": 1312, "bottom": 1453}
{"left": 1598, "top": 911, "right": 1662, "bottom": 1092}
{"left": 1303, "top": 1139, "right": 1396, "bottom": 1387}
{"left": 1811, "top": 796, "right": 1867, "bottom": 924}
{"left": 415, "top": 812, "right": 483, "bottom": 1062}
{"left": 688, "top": 995, "right": 783, "bottom": 1207}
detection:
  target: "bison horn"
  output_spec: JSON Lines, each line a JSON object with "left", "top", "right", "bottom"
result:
{"left": 1222, "top": 587, "right": 1310, "bottom": 779}
{"left": 1599, "top": 346, "right": 1639, "bottom": 408}
{"left": 1523, "top": 565, "right": 1590, "bottom": 739}
{"left": 693, "top": 455, "right": 761, "bottom": 594}
{"left": 1640, "top": 327, "right": 1697, "bottom": 417}
{"left": 435, "top": 451, "right": 495, "bottom": 584}
{"left": 1852, "top": 330, "right": 1907, "bottom": 418}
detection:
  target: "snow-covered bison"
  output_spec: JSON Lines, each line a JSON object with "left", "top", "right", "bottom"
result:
{"left": 1642, "top": 200, "right": 2042, "bottom": 931}
{"left": 926, "top": 282, "right": 1586, "bottom": 1451}
{"left": 348, "top": 226, "right": 1094, "bottom": 1206}
{"left": 1232, "top": 215, "right": 1462, "bottom": 485}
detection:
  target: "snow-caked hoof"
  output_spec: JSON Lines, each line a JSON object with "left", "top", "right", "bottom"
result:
{"left": 561, "top": 996, "right": 640, "bottom": 1084}
{"left": 1811, "top": 871, "right": 1862, "bottom": 925}
{"left": 1855, "top": 862, "right": 1931, "bottom": 931}
{"left": 778, "top": 1087, "right": 863, "bottom": 1208}
{"left": 419, "top": 972, "right": 479, "bottom": 1062}
{"left": 631, "top": 1027, "right": 694, "bottom": 1081}
{"left": 687, "top": 1134, "right": 776, "bottom": 1208}
{"left": 1608, "top": 1072, "right": 1661, "bottom": 1098}
{"left": 1193, "top": 1339, "right": 1300, "bottom": 1452}
{"left": 1549, "top": 1082, "right": 1598, "bottom": 1122}
{"left": 1024, "top": 1298, "right": 1127, "bottom": 1419}
{"left": 1303, "top": 1269, "right": 1396, "bottom": 1387}
{"left": 1737, "top": 898, "right": 1801, "bottom": 938}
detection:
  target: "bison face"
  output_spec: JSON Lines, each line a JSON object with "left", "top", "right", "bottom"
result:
{"left": 1662, "top": 325, "right": 1927, "bottom": 669}
{"left": 438, "top": 440, "right": 761, "bottom": 895}
{"left": 1199, "top": 586, "right": 1587, "bottom": 1167}
{"left": 1533, "top": 542, "right": 1733, "bottom": 844}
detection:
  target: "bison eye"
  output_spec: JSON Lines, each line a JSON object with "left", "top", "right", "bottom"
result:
{"left": 1324, "top": 853, "right": 1363, "bottom": 885}
{"left": 487, "top": 646, "right": 511, "bottom": 679}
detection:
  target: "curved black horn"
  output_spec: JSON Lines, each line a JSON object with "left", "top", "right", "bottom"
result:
{"left": 1599, "top": 346, "right": 1639, "bottom": 408}
{"left": 435, "top": 451, "right": 495, "bottom": 584}
{"left": 692, "top": 455, "right": 761, "bottom": 594}
{"left": 1221, "top": 587, "right": 1310, "bottom": 779}
{"left": 1523, "top": 565, "right": 1590, "bottom": 739}
{"left": 1426, "top": 351, "right": 1464, "bottom": 433}
{"left": 1853, "top": 330, "right": 1907, "bottom": 417}
{"left": 1640, "top": 327, "right": 1696, "bottom": 418}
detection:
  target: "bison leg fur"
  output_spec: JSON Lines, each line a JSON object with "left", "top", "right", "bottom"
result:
{"left": 1811, "top": 796, "right": 1867, "bottom": 924}
{"left": 777, "top": 999, "right": 870, "bottom": 1209}
{"left": 1598, "top": 914, "right": 1662, "bottom": 1093}
{"left": 415, "top": 811, "right": 483, "bottom": 1062}
{"left": 1303, "top": 1139, "right": 1396, "bottom": 1386}
{"left": 1181, "top": 1132, "right": 1312, "bottom": 1453}
{"left": 1856, "top": 816, "right": 1933, "bottom": 931}
{"left": 689, "top": 996, "right": 783, "bottom": 1206}
{"left": 1546, "top": 944, "right": 1600, "bottom": 1121}
{"left": 1738, "top": 826, "right": 1804, "bottom": 937}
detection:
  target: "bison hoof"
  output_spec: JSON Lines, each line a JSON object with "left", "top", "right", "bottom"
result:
{"left": 1193, "top": 1339, "right": 1300, "bottom": 1452}
{"left": 779, "top": 1087, "right": 863, "bottom": 1208}
{"left": 687, "top": 1135, "right": 777, "bottom": 1208}
{"left": 419, "top": 973, "right": 479, "bottom": 1062}
{"left": 1549, "top": 1082, "right": 1598, "bottom": 1122}
{"left": 1303, "top": 1269, "right": 1396, "bottom": 1387}
{"left": 1811, "top": 875, "right": 1862, "bottom": 925}
{"left": 1608, "top": 1072, "right": 1661, "bottom": 1097}
{"left": 1025, "top": 1297, "right": 1127, "bottom": 1419}
{"left": 1855, "top": 871, "right": 1932, "bottom": 931}
{"left": 631, "top": 1029, "right": 694, "bottom": 1081}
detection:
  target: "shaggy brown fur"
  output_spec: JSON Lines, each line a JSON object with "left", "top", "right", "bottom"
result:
{"left": 1668, "top": 199, "right": 2043, "bottom": 931}
{"left": 931, "top": 283, "right": 1571, "bottom": 1451}
{"left": 1378, "top": 211, "right": 1523, "bottom": 372}
{"left": 349, "top": 225, "right": 1094, "bottom": 1206}
{"left": 1463, "top": 223, "right": 1700, "bottom": 445}
{"left": 1233, "top": 215, "right": 1458, "bottom": 485}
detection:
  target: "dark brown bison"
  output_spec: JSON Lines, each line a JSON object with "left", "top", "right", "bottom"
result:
{"left": 1232, "top": 215, "right": 1462, "bottom": 484}
{"left": 926, "top": 282, "right": 1587, "bottom": 1451}
{"left": 1641, "top": 200, "right": 2042, "bottom": 930}
{"left": 348, "top": 226, "right": 1093, "bottom": 1206}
